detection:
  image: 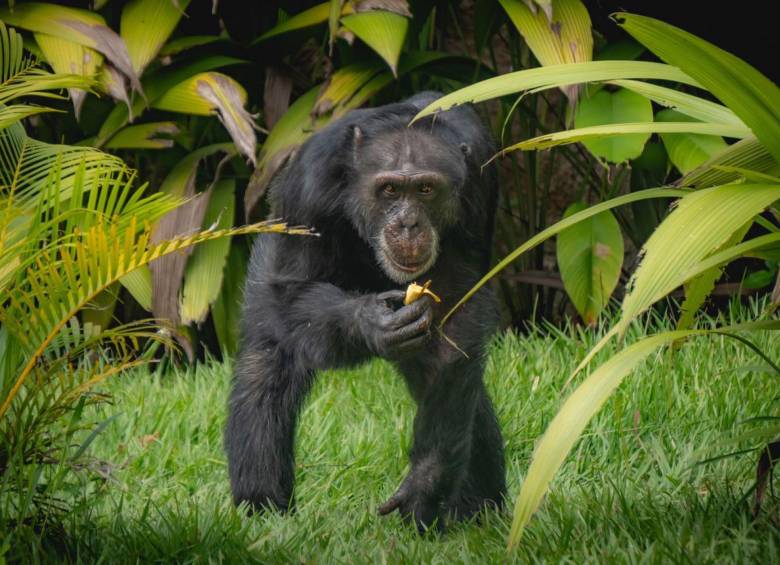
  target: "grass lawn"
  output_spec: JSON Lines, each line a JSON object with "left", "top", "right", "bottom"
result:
{"left": 62, "top": 308, "right": 780, "bottom": 563}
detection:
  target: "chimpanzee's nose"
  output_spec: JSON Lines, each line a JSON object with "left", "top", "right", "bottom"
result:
{"left": 400, "top": 213, "right": 420, "bottom": 237}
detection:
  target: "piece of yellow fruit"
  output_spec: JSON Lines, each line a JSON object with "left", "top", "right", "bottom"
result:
{"left": 404, "top": 280, "right": 442, "bottom": 305}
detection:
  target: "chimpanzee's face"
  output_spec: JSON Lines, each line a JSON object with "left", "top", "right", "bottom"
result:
{"left": 347, "top": 127, "right": 468, "bottom": 283}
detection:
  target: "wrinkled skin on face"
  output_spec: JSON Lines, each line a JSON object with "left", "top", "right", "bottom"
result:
{"left": 346, "top": 127, "right": 468, "bottom": 283}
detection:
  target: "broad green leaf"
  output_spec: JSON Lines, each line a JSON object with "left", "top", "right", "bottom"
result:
{"left": 34, "top": 32, "right": 102, "bottom": 118}
{"left": 618, "top": 183, "right": 780, "bottom": 336}
{"left": 629, "top": 142, "right": 669, "bottom": 243}
{"left": 743, "top": 268, "right": 775, "bottom": 289}
{"left": 609, "top": 79, "right": 742, "bottom": 126}
{"left": 411, "top": 61, "right": 698, "bottom": 122}
{"left": 338, "top": 71, "right": 395, "bottom": 113}
{"left": 119, "top": 265, "right": 152, "bottom": 311}
{"left": 159, "top": 142, "right": 235, "bottom": 198}
{"left": 676, "top": 220, "right": 751, "bottom": 330}
{"left": 0, "top": 2, "right": 141, "bottom": 93}
{"left": 715, "top": 167, "right": 780, "bottom": 185}
{"left": 152, "top": 71, "right": 246, "bottom": 115}
{"left": 557, "top": 202, "right": 623, "bottom": 325}
{"left": 341, "top": 10, "right": 408, "bottom": 76}
{"left": 211, "top": 242, "right": 247, "bottom": 355}
{"left": 595, "top": 38, "right": 644, "bottom": 61}
{"left": 506, "top": 121, "right": 750, "bottom": 155}
{"left": 120, "top": 0, "right": 191, "bottom": 75}
{"left": 336, "top": 51, "right": 461, "bottom": 115}
{"left": 655, "top": 109, "right": 728, "bottom": 174}
{"left": 617, "top": 12, "right": 780, "bottom": 162}
{"left": 571, "top": 183, "right": 780, "bottom": 380}
{"left": 159, "top": 35, "right": 222, "bottom": 57}
{"left": 180, "top": 179, "right": 235, "bottom": 325}
{"left": 246, "top": 86, "right": 320, "bottom": 216}
{"left": 680, "top": 136, "right": 777, "bottom": 188}
{"left": 507, "top": 320, "right": 780, "bottom": 548}
{"left": 573, "top": 87, "right": 653, "bottom": 162}
{"left": 104, "top": 121, "right": 179, "bottom": 149}
{"left": 440, "top": 187, "right": 689, "bottom": 328}
{"left": 153, "top": 72, "right": 256, "bottom": 164}
{"left": 312, "top": 61, "right": 384, "bottom": 116}
{"left": 499, "top": 0, "right": 592, "bottom": 100}
{"left": 95, "top": 55, "right": 246, "bottom": 146}
{"left": 684, "top": 231, "right": 780, "bottom": 284}
{"left": 256, "top": 2, "right": 354, "bottom": 42}
{"left": 81, "top": 282, "right": 118, "bottom": 331}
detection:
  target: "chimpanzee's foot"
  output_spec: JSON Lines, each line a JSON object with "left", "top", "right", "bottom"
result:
{"left": 232, "top": 477, "right": 294, "bottom": 516}
{"left": 377, "top": 471, "right": 445, "bottom": 533}
{"left": 444, "top": 491, "right": 504, "bottom": 523}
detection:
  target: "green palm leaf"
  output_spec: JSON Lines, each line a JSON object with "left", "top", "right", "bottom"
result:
{"left": 411, "top": 61, "right": 699, "bottom": 122}
{"left": 341, "top": 10, "right": 409, "bottom": 76}
{"left": 617, "top": 12, "right": 780, "bottom": 161}
{"left": 120, "top": 0, "right": 191, "bottom": 75}
{"left": 504, "top": 121, "right": 751, "bottom": 154}
{"left": 508, "top": 321, "right": 780, "bottom": 548}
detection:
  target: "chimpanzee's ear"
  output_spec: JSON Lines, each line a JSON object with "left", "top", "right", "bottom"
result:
{"left": 352, "top": 126, "right": 363, "bottom": 164}
{"left": 459, "top": 142, "right": 472, "bottom": 158}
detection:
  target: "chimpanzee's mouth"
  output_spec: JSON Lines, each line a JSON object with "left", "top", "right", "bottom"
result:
{"left": 377, "top": 234, "right": 439, "bottom": 283}
{"left": 387, "top": 253, "right": 430, "bottom": 273}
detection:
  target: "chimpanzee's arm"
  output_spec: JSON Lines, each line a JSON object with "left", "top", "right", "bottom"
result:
{"left": 242, "top": 235, "right": 432, "bottom": 370}
{"left": 280, "top": 281, "right": 434, "bottom": 369}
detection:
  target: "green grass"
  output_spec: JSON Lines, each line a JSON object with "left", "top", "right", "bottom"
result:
{"left": 53, "top": 306, "right": 780, "bottom": 562}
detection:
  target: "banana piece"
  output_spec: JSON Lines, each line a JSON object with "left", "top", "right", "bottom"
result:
{"left": 404, "top": 280, "right": 441, "bottom": 305}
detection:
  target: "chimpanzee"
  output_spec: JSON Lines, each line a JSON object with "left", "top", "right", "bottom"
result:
{"left": 225, "top": 92, "right": 505, "bottom": 532}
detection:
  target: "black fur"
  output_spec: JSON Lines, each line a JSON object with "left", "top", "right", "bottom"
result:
{"left": 225, "top": 92, "right": 505, "bottom": 532}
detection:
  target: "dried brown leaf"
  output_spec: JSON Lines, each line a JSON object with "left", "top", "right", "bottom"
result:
{"left": 138, "top": 432, "right": 160, "bottom": 448}
{"left": 150, "top": 177, "right": 212, "bottom": 325}
{"left": 195, "top": 74, "right": 258, "bottom": 165}
{"left": 353, "top": 0, "right": 412, "bottom": 17}
{"left": 754, "top": 438, "right": 780, "bottom": 517}
{"left": 263, "top": 66, "right": 294, "bottom": 129}
{"left": 100, "top": 62, "right": 133, "bottom": 119}
{"left": 245, "top": 146, "right": 297, "bottom": 221}
{"left": 64, "top": 19, "right": 143, "bottom": 95}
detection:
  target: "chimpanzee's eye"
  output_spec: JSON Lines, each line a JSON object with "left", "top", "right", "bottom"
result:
{"left": 383, "top": 184, "right": 396, "bottom": 196}
{"left": 419, "top": 185, "right": 433, "bottom": 195}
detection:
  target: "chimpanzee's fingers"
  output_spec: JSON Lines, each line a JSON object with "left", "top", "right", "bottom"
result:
{"left": 378, "top": 492, "right": 404, "bottom": 515}
{"left": 387, "top": 308, "right": 432, "bottom": 344}
{"left": 376, "top": 290, "right": 406, "bottom": 308}
{"left": 387, "top": 295, "right": 433, "bottom": 329}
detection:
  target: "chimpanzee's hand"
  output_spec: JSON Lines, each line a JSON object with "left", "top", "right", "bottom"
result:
{"left": 356, "top": 290, "right": 434, "bottom": 358}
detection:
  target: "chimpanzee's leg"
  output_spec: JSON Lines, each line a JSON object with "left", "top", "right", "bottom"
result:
{"left": 379, "top": 354, "right": 487, "bottom": 531}
{"left": 225, "top": 345, "right": 315, "bottom": 512}
{"left": 444, "top": 384, "right": 506, "bottom": 520}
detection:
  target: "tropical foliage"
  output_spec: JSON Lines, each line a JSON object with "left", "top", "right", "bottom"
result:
{"left": 413, "top": 11, "right": 780, "bottom": 548}
{"left": 0, "top": 19, "right": 307, "bottom": 543}
{"left": 2, "top": 0, "right": 779, "bottom": 557}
